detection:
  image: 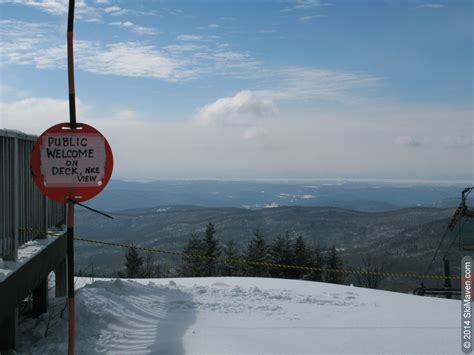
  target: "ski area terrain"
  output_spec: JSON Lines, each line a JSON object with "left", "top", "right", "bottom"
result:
{"left": 18, "top": 277, "right": 459, "bottom": 354}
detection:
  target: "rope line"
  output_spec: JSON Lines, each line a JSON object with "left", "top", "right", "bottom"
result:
{"left": 18, "top": 227, "right": 461, "bottom": 281}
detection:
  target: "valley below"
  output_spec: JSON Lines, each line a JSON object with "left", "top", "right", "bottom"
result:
{"left": 75, "top": 204, "right": 468, "bottom": 293}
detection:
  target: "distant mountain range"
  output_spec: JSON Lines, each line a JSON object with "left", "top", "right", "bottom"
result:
{"left": 84, "top": 179, "right": 468, "bottom": 212}
{"left": 74, "top": 179, "right": 473, "bottom": 292}
{"left": 75, "top": 204, "right": 472, "bottom": 293}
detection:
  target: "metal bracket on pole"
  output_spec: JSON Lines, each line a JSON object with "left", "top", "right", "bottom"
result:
{"left": 66, "top": 198, "right": 114, "bottom": 219}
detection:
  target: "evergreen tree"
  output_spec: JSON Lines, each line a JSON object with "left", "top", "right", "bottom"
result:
{"left": 124, "top": 246, "right": 145, "bottom": 278}
{"left": 293, "top": 235, "right": 310, "bottom": 279}
{"left": 203, "top": 222, "right": 220, "bottom": 276}
{"left": 307, "top": 244, "right": 324, "bottom": 281}
{"left": 180, "top": 232, "right": 206, "bottom": 277}
{"left": 245, "top": 229, "right": 269, "bottom": 277}
{"left": 221, "top": 240, "right": 241, "bottom": 276}
{"left": 269, "top": 232, "right": 293, "bottom": 278}
{"left": 325, "top": 245, "right": 344, "bottom": 284}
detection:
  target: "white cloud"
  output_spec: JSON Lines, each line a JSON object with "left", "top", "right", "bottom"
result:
{"left": 0, "top": 96, "right": 153, "bottom": 179}
{"left": 294, "top": 0, "right": 322, "bottom": 9}
{"left": 0, "top": 20, "right": 56, "bottom": 66}
{"left": 191, "top": 68, "right": 382, "bottom": 155}
{"left": 277, "top": 68, "right": 380, "bottom": 101}
{"left": 77, "top": 42, "right": 187, "bottom": 80}
{"left": 441, "top": 136, "right": 472, "bottom": 148}
{"left": 0, "top": 20, "right": 261, "bottom": 81}
{"left": 0, "top": 84, "right": 29, "bottom": 100}
{"left": 74, "top": 42, "right": 258, "bottom": 81}
{"left": 416, "top": 4, "right": 444, "bottom": 9}
{"left": 195, "top": 90, "right": 276, "bottom": 126}
{"left": 0, "top": 31, "right": 185, "bottom": 80}
{"left": 104, "top": 5, "right": 120, "bottom": 13}
{"left": 195, "top": 68, "right": 380, "bottom": 130}
{"left": 1, "top": 93, "right": 471, "bottom": 179}
{"left": 241, "top": 127, "right": 267, "bottom": 141}
{"left": 101, "top": 3, "right": 159, "bottom": 17}
{"left": 132, "top": 25, "right": 161, "bottom": 35}
{"left": 105, "top": 6, "right": 156, "bottom": 17}
{"left": 395, "top": 135, "right": 422, "bottom": 147}
{"left": 177, "top": 34, "right": 204, "bottom": 41}
{"left": 282, "top": 0, "right": 323, "bottom": 11}
{"left": 258, "top": 29, "right": 278, "bottom": 34}
{"left": 0, "top": 95, "right": 246, "bottom": 179}
{"left": 113, "top": 20, "right": 133, "bottom": 27}
{"left": 1, "top": 0, "right": 102, "bottom": 20}
{"left": 75, "top": 0, "right": 101, "bottom": 19}
{"left": 1, "top": 0, "right": 155, "bottom": 19}
{"left": 163, "top": 43, "right": 204, "bottom": 52}
{"left": 0, "top": 96, "right": 79, "bottom": 133}
{"left": 110, "top": 21, "right": 160, "bottom": 35}
{"left": 2, "top": 22, "right": 376, "bottom": 105}
{"left": 1, "top": 0, "right": 67, "bottom": 15}
{"left": 298, "top": 16, "right": 314, "bottom": 22}
{"left": 208, "top": 24, "right": 219, "bottom": 28}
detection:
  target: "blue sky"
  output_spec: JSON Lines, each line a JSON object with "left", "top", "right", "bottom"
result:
{"left": 0, "top": 0, "right": 472, "bottom": 180}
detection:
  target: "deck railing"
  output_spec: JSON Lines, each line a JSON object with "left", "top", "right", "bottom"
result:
{"left": 0, "top": 129, "right": 66, "bottom": 260}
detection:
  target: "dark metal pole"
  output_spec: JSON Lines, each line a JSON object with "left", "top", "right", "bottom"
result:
{"left": 67, "top": 201, "right": 75, "bottom": 355}
{"left": 67, "top": 0, "right": 77, "bottom": 129}
{"left": 67, "top": 1, "right": 76, "bottom": 354}
{"left": 443, "top": 256, "right": 452, "bottom": 299}
{"left": 67, "top": 0, "right": 76, "bottom": 129}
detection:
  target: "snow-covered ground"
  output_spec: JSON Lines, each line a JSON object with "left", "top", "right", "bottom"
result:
{"left": 18, "top": 277, "right": 460, "bottom": 354}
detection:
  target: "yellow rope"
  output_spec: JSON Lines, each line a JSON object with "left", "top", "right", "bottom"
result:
{"left": 18, "top": 227, "right": 461, "bottom": 281}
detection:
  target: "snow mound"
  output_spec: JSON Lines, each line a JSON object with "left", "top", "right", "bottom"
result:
{"left": 19, "top": 277, "right": 460, "bottom": 354}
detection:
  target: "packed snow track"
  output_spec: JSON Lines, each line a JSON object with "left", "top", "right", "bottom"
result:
{"left": 18, "top": 277, "right": 460, "bottom": 354}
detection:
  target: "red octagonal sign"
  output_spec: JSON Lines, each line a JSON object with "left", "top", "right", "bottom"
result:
{"left": 31, "top": 122, "right": 113, "bottom": 204}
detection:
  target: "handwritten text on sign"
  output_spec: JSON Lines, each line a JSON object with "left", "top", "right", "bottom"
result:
{"left": 40, "top": 133, "right": 106, "bottom": 187}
